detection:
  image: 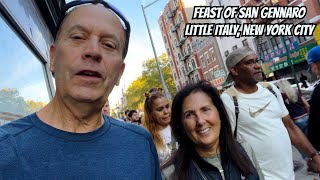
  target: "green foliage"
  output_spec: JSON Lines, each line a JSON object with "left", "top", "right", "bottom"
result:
{"left": 123, "top": 53, "right": 176, "bottom": 111}
{"left": 0, "top": 88, "right": 48, "bottom": 116}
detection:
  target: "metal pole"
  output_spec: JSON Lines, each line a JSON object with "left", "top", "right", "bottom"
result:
{"left": 280, "top": 36, "right": 302, "bottom": 95}
{"left": 141, "top": 4, "right": 171, "bottom": 101}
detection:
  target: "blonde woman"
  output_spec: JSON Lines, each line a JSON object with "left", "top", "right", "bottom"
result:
{"left": 277, "top": 79, "right": 310, "bottom": 135}
{"left": 143, "top": 88, "right": 173, "bottom": 164}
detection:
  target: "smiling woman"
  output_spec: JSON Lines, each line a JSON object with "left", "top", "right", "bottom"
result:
{"left": 161, "top": 81, "right": 263, "bottom": 180}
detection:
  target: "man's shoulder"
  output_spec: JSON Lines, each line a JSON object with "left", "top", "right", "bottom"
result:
{"left": 1, "top": 114, "right": 34, "bottom": 139}
{"left": 109, "top": 117, "right": 152, "bottom": 141}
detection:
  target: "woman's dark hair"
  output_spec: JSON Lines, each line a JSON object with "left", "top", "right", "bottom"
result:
{"left": 170, "top": 81, "right": 252, "bottom": 180}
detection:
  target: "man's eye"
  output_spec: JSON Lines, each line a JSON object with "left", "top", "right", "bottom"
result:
{"left": 71, "top": 35, "right": 84, "bottom": 40}
{"left": 102, "top": 42, "right": 115, "bottom": 49}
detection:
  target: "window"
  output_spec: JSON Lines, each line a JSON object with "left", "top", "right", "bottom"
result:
{"left": 178, "top": 53, "right": 181, "bottom": 61}
{"left": 200, "top": 56, "right": 206, "bottom": 68}
{"left": 242, "top": 39, "right": 249, "bottom": 47}
{"left": 0, "top": 14, "right": 50, "bottom": 125}
{"left": 195, "top": 74, "right": 200, "bottom": 82}
{"left": 224, "top": 50, "right": 229, "bottom": 57}
{"left": 232, "top": 45, "right": 238, "bottom": 51}
{"left": 210, "top": 49, "right": 216, "bottom": 63}
{"left": 191, "top": 59, "right": 196, "bottom": 69}
{"left": 206, "top": 53, "right": 210, "bottom": 64}
{"left": 170, "top": 60, "right": 174, "bottom": 68}
{"left": 204, "top": 72, "right": 209, "bottom": 80}
{"left": 284, "top": 36, "right": 295, "bottom": 45}
{"left": 164, "top": 36, "right": 167, "bottom": 43}
{"left": 210, "top": 70, "right": 214, "bottom": 80}
{"left": 174, "top": 39, "right": 178, "bottom": 47}
{"left": 179, "top": 14, "right": 183, "bottom": 24}
{"left": 167, "top": 48, "right": 170, "bottom": 56}
{"left": 270, "top": 37, "right": 282, "bottom": 50}
{"left": 297, "top": 35, "right": 311, "bottom": 44}
{"left": 260, "top": 41, "right": 270, "bottom": 55}
{"left": 173, "top": 72, "right": 177, "bottom": 81}
{"left": 187, "top": 44, "right": 191, "bottom": 53}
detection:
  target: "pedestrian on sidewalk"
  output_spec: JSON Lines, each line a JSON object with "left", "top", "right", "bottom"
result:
{"left": 306, "top": 46, "right": 320, "bottom": 173}
{"left": 220, "top": 47, "right": 320, "bottom": 179}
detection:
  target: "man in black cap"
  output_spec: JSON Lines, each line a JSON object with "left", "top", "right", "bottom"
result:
{"left": 0, "top": 1, "right": 161, "bottom": 179}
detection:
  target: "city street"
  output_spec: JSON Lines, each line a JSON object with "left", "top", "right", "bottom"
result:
{"left": 293, "top": 146, "right": 319, "bottom": 179}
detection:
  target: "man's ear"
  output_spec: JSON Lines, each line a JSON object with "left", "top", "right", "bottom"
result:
{"left": 115, "top": 63, "right": 126, "bottom": 86}
{"left": 230, "top": 67, "right": 238, "bottom": 76}
{"left": 49, "top": 44, "right": 56, "bottom": 75}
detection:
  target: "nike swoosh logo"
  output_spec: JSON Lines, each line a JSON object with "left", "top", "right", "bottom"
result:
{"left": 249, "top": 101, "right": 271, "bottom": 118}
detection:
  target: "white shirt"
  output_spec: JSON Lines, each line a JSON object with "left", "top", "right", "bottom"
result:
{"left": 158, "top": 126, "right": 172, "bottom": 163}
{"left": 221, "top": 83, "right": 294, "bottom": 180}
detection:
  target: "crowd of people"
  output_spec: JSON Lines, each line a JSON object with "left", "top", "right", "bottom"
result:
{"left": 0, "top": 0, "right": 320, "bottom": 179}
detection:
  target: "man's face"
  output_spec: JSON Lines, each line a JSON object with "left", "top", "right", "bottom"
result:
{"left": 311, "top": 62, "right": 320, "bottom": 77}
{"left": 50, "top": 5, "right": 125, "bottom": 104}
{"left": 102, "top": 101, "right": 110, "bottom": 116}
{"left": 232, "top": 54, "right": 262, "bottom": 84}
{"left": 131, "top": 112, "right": 139, "bottom": 121}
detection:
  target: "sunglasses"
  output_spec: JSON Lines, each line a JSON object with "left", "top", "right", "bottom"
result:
{"left": 54, "top": 0, "right": 131, "bottom": 56}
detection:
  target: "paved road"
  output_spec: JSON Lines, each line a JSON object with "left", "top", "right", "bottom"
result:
{"left": 293, "top": 146, "right": 319, "bottom": 180}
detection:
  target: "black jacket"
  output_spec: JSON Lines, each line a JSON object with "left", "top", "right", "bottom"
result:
{"left": 308, "top": 82, "right": 320, "bottom": 150}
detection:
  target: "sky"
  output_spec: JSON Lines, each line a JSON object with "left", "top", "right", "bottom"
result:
{"left": 64, "top": 0, "right": 169, "bottom": 109}
{"left": 97, "top": 0, "right": 168, "bottom": 109}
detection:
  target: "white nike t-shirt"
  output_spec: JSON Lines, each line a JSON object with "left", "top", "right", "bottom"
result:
{"left": 221, "top": 83, "right": 294, "bottom": 180}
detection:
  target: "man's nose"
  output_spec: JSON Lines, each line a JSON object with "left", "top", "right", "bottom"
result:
{"left": 82, "top": 38, "right": 102, "bottom": 62}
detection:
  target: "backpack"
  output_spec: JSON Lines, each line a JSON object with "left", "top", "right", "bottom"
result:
{"left": 225, "top": 82, "right": 277, "bottom": 138}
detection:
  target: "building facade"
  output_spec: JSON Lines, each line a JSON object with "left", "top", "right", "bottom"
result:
{"left": 158, "top": 0, "right": 227, "bottom": 90}
{"left": 241, "top": 0, "right": 320, "bottom": 82}
{"left": 0, "top": 0, "right": 64, "bottom": 125}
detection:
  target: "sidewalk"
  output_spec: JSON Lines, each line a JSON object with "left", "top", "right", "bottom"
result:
{"left": 293, "top": 146, "right": 319, "bottom": 180}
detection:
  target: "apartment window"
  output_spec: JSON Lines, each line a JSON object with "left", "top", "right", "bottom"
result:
{"left": 242, "top": 39, "right": 249, "bottom": 48}
{"left": 167, "top": 48, "right": 170, "bottom": 56}
{"left": 170, "top": 60, "right": 174, "bottom": 68}
{"left": 191, "top": 59, "right": 196, "bottom": 69}
{"left": 200, "top": 56, "right": 206, "bottom": 68}
{"left": 210, "top": 49, "right": 215, "bottom": 63}
{"left": 182, "top": 68, "right": 186, "bottom": 76}
{"left": 195, "top": 74, "right": 200, "bottom": 82}
{"left": 174, "top": 39, "right": 178, "bottom": 47}
{"left": 297, "top": 35, "right": 311, "bottom": 44}
{"left": 178, "top": 53, "right": 181, "bottom": 61}
{"left": 164, "top": 36, "right": 167, "bottom": 43}
{"left": 179, "top": 14, "right": 183, "bottom": 24}
{"left": 261, "top": 41, "right": 270, "bottom": 55}
{"left": 206, "top": 53, "right": 210, "bottom": 64}
{"left": 284, "top": 36, "right": 295, "bottom": 45}
{"left": 270, "top": 36, "right": 282, "bottom": 50}
{"left": 173, "top": 72, "right": 177, "bottom": 81}
{"left": 224, "top": 50, "right": 229, "bottom": 58}
{"left": 232, "top": 45, "right": 238, "bottom": 51}
{"left": 204, "top": 72, "right": 209, "bottom": 80}
{"left": 187, "top": 44, "right": 191, "bottom": 53}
